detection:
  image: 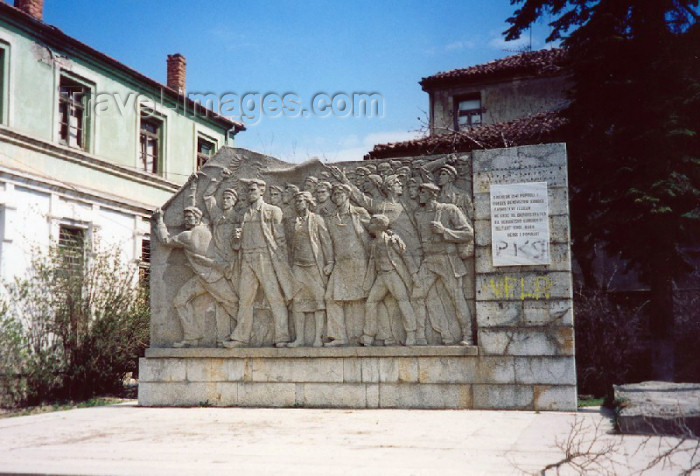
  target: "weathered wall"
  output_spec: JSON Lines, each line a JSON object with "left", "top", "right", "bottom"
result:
{"left": 0, "top": 18, "right": 230, "bottom": 185}
{"left": 471, "top": 143, "right": 576, "bottom": 409}
{"left": 429, "top": 75, "right": 569, "bottom": 132}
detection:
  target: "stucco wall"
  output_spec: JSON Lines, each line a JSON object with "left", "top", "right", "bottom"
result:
{"left": 0, "top": 20, "right": 230, "bottom": 187}
{"left": 429, "top": 75, "right": 570, "bottom": 133}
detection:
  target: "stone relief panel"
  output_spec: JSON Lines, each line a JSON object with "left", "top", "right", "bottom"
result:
{"left": 151, "top": 148, "right": 477, "bottom": 348}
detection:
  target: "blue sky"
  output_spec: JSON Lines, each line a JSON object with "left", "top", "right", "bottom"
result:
{"left": 40, "top": 0, "right": 556, "bottom": 163}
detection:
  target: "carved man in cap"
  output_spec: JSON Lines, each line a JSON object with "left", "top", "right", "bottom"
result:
{"left": 437, "top": 164, "right": 474, "bottom": 222}
{"left": 223, "top": 178, "right": 296, "bottom": 348}
{"left": 202, "top": 169, "right": 241, "bottom": 344}
{"left": 412, "top": 182, "right": 475, "bottom": 346}
{"left": 314, "top": 180, "right": 336, "bottom": 217}
{"left": 153, "top": 205, "right": 239, "bottom": 348}
{"left": 360, "top": 214, "right": 418, "bottom": 346}
{"left": 323, "top": 182, "right": 371, "bottom": 346}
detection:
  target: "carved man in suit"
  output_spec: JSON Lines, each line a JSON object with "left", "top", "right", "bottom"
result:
{"left": 287, "top": 191, "right": 334, "bottom": 348}
{"left": 223, "top": 178, "right": 296, "bottom": 348}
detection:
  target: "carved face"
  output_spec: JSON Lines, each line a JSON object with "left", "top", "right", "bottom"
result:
{"left": 438, "top": 169, "right": 454, "bottom": 186}
{"left": 316, "top": 185, "right": 330, "bottom": 203}
{"left": 419, "top": 187, "right": 436, "bottom": 205}
{"left": 407, "top": 181, "right": 420, "bottom": 200}
{"left": 389, "top": 180, "right": 403, "bottom": 197}
{"left": 269, "top": 189, "right": 282, "bottom": 205}
{"left": 222, "top": 193, "right": 237, "bottom": 210}
{"left": 248, "top": 183, "right": 263, "bottom": 203}
{"left": 294, "top": 196, "right": 309, "bottom": 214}
{"left": 332, "top": 188, "right": 348, "bottom": 206}
{"left": 282, "top": 187, "right": 293, "bottom": 204}
{"left": 361, "top": 180, "right": 375, "bottom": 195}
{"left": 304, "top": 178, "right": 317, "bottom": 192}
{"left": 183, "top": 210, "right": 199, "bottom": 228}
{"left": 377, "top": 163, "right": 392, "bottom": 176}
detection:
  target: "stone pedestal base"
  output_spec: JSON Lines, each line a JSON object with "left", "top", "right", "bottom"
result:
{"left": 138, "top": 347, "right": 576, "bottom": 410}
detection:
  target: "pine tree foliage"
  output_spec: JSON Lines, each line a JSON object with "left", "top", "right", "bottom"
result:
{"left": 505, "top": 1, "right": 699, "bottom": 379}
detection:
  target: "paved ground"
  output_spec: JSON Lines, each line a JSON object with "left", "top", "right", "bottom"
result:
{"left": 0, "top": 402, "right": 697, "bottom": 475}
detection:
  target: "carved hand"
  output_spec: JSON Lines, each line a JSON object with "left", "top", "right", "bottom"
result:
{"left": 221, "top": 168, "right": 232, "bottom": 177}
{"left": 390, "top": 235, "right": 406, "bottom": 253}
{"left": 323, "top": 262, "right": 334, "bottom": 276}
{"left": 327, "top": 165, "right": 348, "bottom": 184}
{"left": 431, "top": 221, "right": 445, "bottom": 234}
{"left": 152, "top": 208, "right": 164, "bottom": 222}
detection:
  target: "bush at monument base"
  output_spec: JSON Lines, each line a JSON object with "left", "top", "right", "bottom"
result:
{"left": 0, "top": 244, "right": 149, "bottom": 407}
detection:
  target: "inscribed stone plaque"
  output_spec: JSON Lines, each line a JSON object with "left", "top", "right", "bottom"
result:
{"left": 490, "top": 182, "right": 550, "bottom": 266}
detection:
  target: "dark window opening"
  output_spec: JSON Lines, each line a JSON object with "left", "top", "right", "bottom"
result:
{"left": 0, "top": 49, "right": 6, "bottom": 125}
{"left": 455, "top": 95, "right": 483, "bottom": 130}
{"left": 58, "top": 225, "right": 85, "bottom": 270}
{"left": 139, "top": 238, "right": 151, "bottom": 287}
{"left": 140, "top": 114, "right": 162, "bottom": 174}
{"left": 58, "top": 76, "right": 87, "bottom": 149}
{"left": 197, "top": 137, "right": 215, "bottom": 169}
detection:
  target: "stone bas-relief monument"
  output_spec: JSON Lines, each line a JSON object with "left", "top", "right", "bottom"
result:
{"left": 139, "top": 143, "right": 577, "bottom": 410}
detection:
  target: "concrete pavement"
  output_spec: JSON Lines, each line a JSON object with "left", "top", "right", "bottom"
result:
{"left": 0, "top": 402, "right": 696, "bottom": 475}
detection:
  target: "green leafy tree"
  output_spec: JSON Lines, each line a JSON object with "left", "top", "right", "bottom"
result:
{"left": 0, "top": 243, "right": 149, "bottom": 406}
{"left": 505, "top": 1, "right": 699, "bottom": 379}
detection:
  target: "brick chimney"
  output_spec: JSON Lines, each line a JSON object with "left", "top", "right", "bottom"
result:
{"left": 166, "top": 54, "right": 186, "bottom": 94}
{"left": 15, "top": 0, "right": 44, "bottom": 20}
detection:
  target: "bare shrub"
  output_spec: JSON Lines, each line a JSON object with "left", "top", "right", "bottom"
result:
{"left": 574, "top": 287, "right": 647, "bottom": 398}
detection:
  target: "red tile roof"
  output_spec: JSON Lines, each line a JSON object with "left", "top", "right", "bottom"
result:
{"left": 365, "top": 111, "right": 566, "bottom": 160}
{"left": 420, "top": 48, "right": 568, "bottom": 90}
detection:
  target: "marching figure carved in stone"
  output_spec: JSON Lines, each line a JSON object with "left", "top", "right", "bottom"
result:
{"left": 202, "top": 169, "right": 241, "bottom": 343}
{"left": 314, "top": 180, "right": 336, "bottom": 217}
{"left": 268, "top": 185, "right": 284, "bottom": 207}
{"left": 288, "top": 191, "right": 334, "bottom": 348}
{"left": 223, "top": 179, "right": 296, "bottom": 348}
{"left": 361, "top": 214, "right": 418, "bottom": 346}
{"left": 323, "top": 183, "right": 370, "bottom": 346}
{"left": 412, "top": 183, "right": 475, "bottom": 346}
{"left": 281, "top": 183, "right": 300, "bottom": 259}
{"left": 437, "top": 164, "right": 474, "bottom": 223}
{"left": 327, "top": 166, "right": 422, "bottom": 344}
{"left": 153, "top": 205, "right": 239, "bottom": 348}
{"left": 303, "top": 175, "right": 318, "bottom": 194}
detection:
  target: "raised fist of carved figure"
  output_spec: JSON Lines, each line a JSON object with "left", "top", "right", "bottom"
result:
{"left": 431, "top": 221, "right": 445, "bottom": 234}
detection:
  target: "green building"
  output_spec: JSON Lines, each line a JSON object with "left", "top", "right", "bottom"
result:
{"left": 0, "top": 0, "right": 244, "bottom": 280}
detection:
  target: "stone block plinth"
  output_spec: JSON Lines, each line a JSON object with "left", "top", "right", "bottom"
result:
{"left": 138, "top": 346, "right": 576, "bottom": 410}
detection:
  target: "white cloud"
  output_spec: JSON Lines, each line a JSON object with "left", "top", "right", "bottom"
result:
{"left": 488, "top": 34, "right": 539, "bottom": 51}
{"left": 445, "top": 40, "right": 475, "bottom": 52}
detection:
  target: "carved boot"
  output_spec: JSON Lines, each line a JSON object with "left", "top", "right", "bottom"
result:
{"left": 404, "top": 331, "right": 416, "bottom": 346}
{"left": 359, "top": 335, "right": 374, "bottom": 346}
{"left": 173, "top": 339, "right": 199, "bottom": 348}
{"left": 288, "top": 314, "right": 306, "bottom": 347}
{"left": 459, "top": 335, "right": 474, "bottom": 346}
{"left": 324, "top": 339, "right": 348, "bottom": 347}
{"left": 222, "top": 339, "right": 247, "bottom": 348}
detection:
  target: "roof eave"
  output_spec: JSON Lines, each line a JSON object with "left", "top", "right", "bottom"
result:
{"left": 0, "top": 2, "right": 245, "bottom": 132}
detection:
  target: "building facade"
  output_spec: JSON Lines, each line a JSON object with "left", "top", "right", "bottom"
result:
{"left": 420, "top": 48, "right": 569, "bottom": 134}
{"left": 0, "top": 0, "right": 243, "bottom": 282}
